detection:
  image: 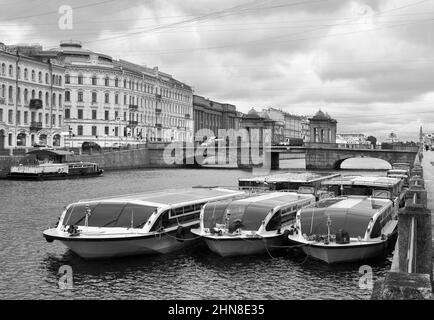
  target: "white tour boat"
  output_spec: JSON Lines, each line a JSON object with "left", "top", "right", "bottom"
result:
{"left": 191, "top": 192, "right": 315, "bottom": 257}
{"left": 43, "top": 188, "right": 245, "bottom": 259}
{"left": 287, "top": 196, "right": 397, "bottom": 264}
{"left": 321, "top": 175, "right": 406, "bottom": 214}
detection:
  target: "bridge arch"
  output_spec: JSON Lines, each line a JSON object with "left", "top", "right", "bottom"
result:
{"left": 334, "top": 156, "right": 392, "bottom": 170}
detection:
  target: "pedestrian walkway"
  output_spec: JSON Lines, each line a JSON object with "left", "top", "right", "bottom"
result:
{"left": 420, "top": 150, "right": 434, "bottom": 243}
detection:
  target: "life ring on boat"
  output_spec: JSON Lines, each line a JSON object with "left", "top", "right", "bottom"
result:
{"left": 176, "top": 225, "right": 186, "bottom": 242}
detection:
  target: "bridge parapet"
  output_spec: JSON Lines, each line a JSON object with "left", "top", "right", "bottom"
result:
{"left": 372, "top": 151, "right": 433, "bottom": 300}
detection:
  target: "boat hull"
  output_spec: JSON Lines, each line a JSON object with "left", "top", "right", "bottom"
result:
{"left": 7, "top": 171, "right": 103, "bottom": 180}
{"left": 44, "top": 227, "right": 199, "bottom": 259}
{"left": 301, "top": 241, "right": 388, "bottom": 264}
{"left": 204, "top": 235, "right": 284, "bottom": 257}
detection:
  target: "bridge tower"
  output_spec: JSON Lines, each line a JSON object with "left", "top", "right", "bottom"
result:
{"left": 308, "top": 109, "right": 337, "bottom": 144}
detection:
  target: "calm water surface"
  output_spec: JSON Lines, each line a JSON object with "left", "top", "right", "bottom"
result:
{"left": 0, "top": 158, "right": 393, "bottom": 299}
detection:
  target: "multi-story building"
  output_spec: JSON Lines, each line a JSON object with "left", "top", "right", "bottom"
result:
{"left": 50, "top": 41, "right": 193, "bottom": 147}
{"left": 261, "top": 108, "right": 309, "bottom": 142}
{"left": 193, "top": 95, "right": 240, "bottom": 140}
{"left": 0, "top": 42, "right": 66, "bottom": 150}
{"left": 337, "top": 133, "right": 369, "bottom": 145}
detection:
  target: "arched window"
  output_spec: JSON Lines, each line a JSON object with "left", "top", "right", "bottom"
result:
{"left": 17, "top": 87, "right": 21, "bottom": 103}
{"left": 38, "top": 91, "right": 42, "bottom": 100}
{"left": 59, "top": 76, "right": 62, "bottom": 86}
{"left": 17, "top": 67, "right": 21, "bottom": 79}
{"left": 45, "top": 73, "right": 49, "bottom": 84}
{"left": 38, "top": 72, "right": 42, "bottom": 83}
{"left": 24, "top": 89, "right": 28, "bottom": 104}
{"left": 59, "top": 94, "right": 62, "bottom": 107}
{"left": 1, "top": 63, "right": 5, "bottom": 75}
{"left": 52, "top": 93, "right": 56, "bottom": 106}
{"left": 105, "top": 77, "right": 109, "bottom": 86}
{"left": 31, "top": 70, "right": 35, "bottom": 81}
{"left": 31, "top": 89, "right": 35, "bottom": 99}
{"left": 78, "top": 74, "right": 83, "bottom": 85}
{"left": 65, "top": 91, "right": 70, "bottom": 102}
{"left": 24, "top": 68, "right": 28, "bottom": 80}
{"left": 8, "top": 65, "right": 13, "bottom": 77}
{"left": 8, "top": 86, "right": 13, "bottom": 102}
{"left": 114, "top": 78, "right": 118, "bottom": 87}
{"left": 1, "top": 84, "right": 5, "bottom": 98}
{"left": 92, "top": 75, "right": 97, "bottom": 85}
{"left": 65, "top": 74, "right": 70, "bottom": 84}
{"left": 105, "top": 92, "right": 109, "bottom": 104}
{"left": 45, "top": 92, "right": 49, "bottom": 106}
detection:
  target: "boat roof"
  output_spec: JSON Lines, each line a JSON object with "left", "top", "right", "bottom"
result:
{"left": 321, "top": 175, "right": 402, "bottom": 187}
{"left": 298, "top": 196, "right": 391, "bottom": 237}
{"left": 27, "top": 149, "right": 73, "bottom": 157}
{"left": 77, "top": 188, "right": 245, "bottom": 207}
{"left": 239, "top": 172, "right": 340, "bottom": 183}
{"left": 212, "top": 192, "right": 313, "bottom": 210}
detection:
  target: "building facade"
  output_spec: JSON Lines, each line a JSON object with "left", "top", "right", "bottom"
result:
{"left": 308, "top": 110, "right": 337, "bottom": 144}
{"left": 51, "top": 41, "right": 193, "bottom": 147}
{"left": 193, "top": 95, "right": 240, "bottom": 141}
{"left": 240, "top": 108, "right": 283, "bottom": 145}
{"left": 261, "top": 107, "right": 309, "bottom": 142}
{"left": 0, "top": 43, "right": 66, "bottom": 150}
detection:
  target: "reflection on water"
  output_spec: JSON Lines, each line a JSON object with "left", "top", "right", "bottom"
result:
{"left": 0, "top": 158, "right": 393, "bottom": 300}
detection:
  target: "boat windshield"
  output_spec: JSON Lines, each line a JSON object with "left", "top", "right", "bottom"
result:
{"left": 62, "top": 202, "right": 158, "bottom": 228}
{"left": 203, "top": 201, "right": 272, "bottom": 231}
{"left": 299, "top": 199, "right": 382, "bottom": 238}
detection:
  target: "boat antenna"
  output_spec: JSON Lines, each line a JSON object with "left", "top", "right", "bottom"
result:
{"left": 130, "top": 208, "right": 134, "bottom": 229}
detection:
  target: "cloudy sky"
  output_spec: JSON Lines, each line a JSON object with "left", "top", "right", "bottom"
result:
{"left": 1, "top": 0, "right": 433, "bottom": 141}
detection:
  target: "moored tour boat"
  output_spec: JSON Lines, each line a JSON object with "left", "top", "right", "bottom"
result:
{"left": 7, "top": 149, "right": 103, "bottom": 180}
{"left": 287, "top": 196, "right": 398, "bottom": 264}
{"left": 238, "top": 171, "right": 339, "bottom": 200}
{"left": 321, "top": 175, "right": 406, "bottom": 214}
{"left": 43, "top": 188, "right": 245, "bottom": 259}
{"left": 191, "top": 192, "right": 315, "bottom": 257}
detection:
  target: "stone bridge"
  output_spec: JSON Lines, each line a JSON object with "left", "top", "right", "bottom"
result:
{"left": 305, "top": 143, "right": 419, "bottom": 170}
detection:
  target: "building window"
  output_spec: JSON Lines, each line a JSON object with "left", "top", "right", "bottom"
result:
{"left": 65, "top": 74, "right": 70, "bottom": 84}
{"left": 65, "top": 109, "right": 70, "bottom": 119}
{"left": 77, "top": 125, "right": 83, "bottom": 136}
{"left": 59, "top": 115, "right": 62, "bottom": 127}
{"left": 91, "top": 126, "right": 97, "bottom": 136}
{"left": 123, "top": 112, "right": 126, "bottom": 121}
{"left": 104, "top": 110, "right": 109, "bottom": 120}
{"left": 115, "top": 94, "right": 119, "bottom": 104}
{"left": 8, "top": 110, "right": 13, "bottom": 123}
{"left": 1, "top": 63, "right": 5, "bottom": 75}
{"left": 65, "top": 91, "right": 70, "bottom": 102}
{"left": 8, "top": 65, "right": 13, "bottom": 77}
{"left": 45, "top": 113, "right": 49, "bottom": 126}
{"left": 24, "top": 111, "right": 28, "bottom": 124}
{"left": 105, "top": 77, "right": 109, "bottom": 86}
{"left": 45, "top": 73, "right": 49, "bottom": 84}
{"left": 114, "top": 111, "right": 119, "bottom": 120}
{"left": 92, "top": 92, "right": 97, "bottom": 103}
{"left": 52, "top": 115, "right": 56, "bottom": 126}
{"left": 92, "top": 76, "right": 97, "bottom": 86}
{"left": 105, "top": 92, "right": 109, "bottom": 104}
{"left": 92, "top": 110, "right": 97, "bottom": 120}
{"left": 114, "top": 127, "right": 118, "bottom": 136}
{"left": 16, "top": 110, "right": 20, "bottom": 124}
{"left": 115, "top": 78, "right": 118, "bottom": 87}
{"left": 78, "top": 91, "right": 83, "bottom": 102}
{"left": 8, "top": 86, "right": 13, "bottom": 103}
{"left": 78, "top": 74, "right": 83, "bottom": 85}
{"left": 104, "top": 126, "right": 109, "bottom": 135}
{"left": 78, "top": 109, "right": 83, "bottom": 119}
{"left": 31, "top": 70, "right": 35, "bottom": 81}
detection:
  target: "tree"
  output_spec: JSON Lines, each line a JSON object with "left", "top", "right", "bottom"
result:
{"left": 367, "top": 136, "right": 377, "bottom": 149}
{"left": 389, "top": 132, "right": 398, "bottom": 143}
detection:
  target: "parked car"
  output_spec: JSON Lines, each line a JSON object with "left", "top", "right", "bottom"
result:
{"left": 81, "top": 141, "right": 101, "bottom": 152}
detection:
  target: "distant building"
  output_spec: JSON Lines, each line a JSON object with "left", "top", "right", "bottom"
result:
{"left": 49, "top": 40, "right": 193, "bottom": 147}
{"left": 193, "top": 95, "right": 239, "bottom": 140}
{"left": 0, "top": 42, "right": 66, "bottom": 149}
{"left": 308, "top": 110, "right": 337, "bottom": 144}
{"left": 337, "top": 133, "right": 369, "bottom": 145}
{"left": 261, "top": 107, "right": 309, "bottom": 142}
{"left": 240, "top": 108, "right": 283, "bottom": 145}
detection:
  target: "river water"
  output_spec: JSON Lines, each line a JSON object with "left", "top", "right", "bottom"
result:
{"left": 0, "top": 158, "right": 394, "bottom": 300}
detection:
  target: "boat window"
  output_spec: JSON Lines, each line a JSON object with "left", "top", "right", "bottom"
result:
{"left": 150, "top": 210, "right": 170, "bottom": 231}
{"left": 370, "top": 208, "right": 392, "bottom": 238}
{"left": 235, "top": 203, "right": 272, "bottom": 231}
{"left": 342, "top": 185, "right": 370, "bottom": 196}
{"left": 62, "top": 202, "right": 157, "bottom": 228}
{"left": 203, "top": 201, "right": 230, "bottom": 229}
{"left": 265, "top": 210, "right": 281, "bottom": 231}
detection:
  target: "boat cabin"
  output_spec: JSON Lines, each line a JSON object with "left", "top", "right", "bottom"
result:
{"left": 60, "top": 188, "right": 246, "bottom": 233}
{"left": 295, "top": 196, "right": 394, "bottom": 241}
{"left": 238, "top": 172, "right": 339, "bottom": 199}
{"left": 321, "top": 175, "right": 405, "bottom": 205}
{"left": 200, "top": 192, "right": 315, "bottom": 234}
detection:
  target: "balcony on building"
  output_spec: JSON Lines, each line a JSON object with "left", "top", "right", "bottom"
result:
{"left": 127, "top": 120, "right": 138, "bottom": 127}
{"left": 30, "top": 121, "right": 43, "bottom": 132}
{"left": 129, "top": 104, "right": 138, "bottom": 111}
{"left": 29, "top": 99, "right": 43, "bottom": 109}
